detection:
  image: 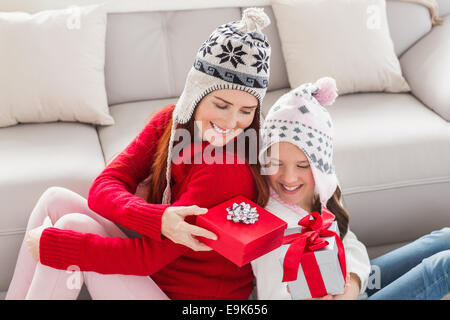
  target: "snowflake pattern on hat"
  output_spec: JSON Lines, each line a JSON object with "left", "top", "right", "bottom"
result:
{"left": 193, "top": 19, "right": 271, "bottom": 84}
{"left": 216, "top": 41, "right": 247, "bottom": 68}
{"left": 252, "top": 49, "right": 269, "bottom": 73}
{"left": 199, "top": 35, "right": 219, "bottom": 57}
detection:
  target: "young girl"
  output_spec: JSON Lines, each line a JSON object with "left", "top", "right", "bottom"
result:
{"left": 252, "top": 77, "right": 372, "bottom": 300}
{"left": 252, "top": 77, "right": 450, "bottom": 300}
{"left": 6, "top": 8, "right": 273, "bottom": 300}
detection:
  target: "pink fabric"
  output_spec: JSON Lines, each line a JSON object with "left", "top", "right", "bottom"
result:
{"left": 5, "top": 187, "right": 169, "bottom": 300}
{"left": 269, "top": 186, "right": 309, "bottom": 217}
{"left": 313, "top": 77, "right": 338, "bottom": 106}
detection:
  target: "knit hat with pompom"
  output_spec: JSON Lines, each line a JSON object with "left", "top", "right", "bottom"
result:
{"left": 259, "top": 77, "right": 339, "bottom": 206}
{"left": 163, "top": 8, "right": 272, "bottom": 204}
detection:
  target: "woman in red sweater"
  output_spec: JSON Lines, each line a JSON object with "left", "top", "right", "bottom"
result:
{"left": 6, "top": 8, "right": 272, "bottom": 300}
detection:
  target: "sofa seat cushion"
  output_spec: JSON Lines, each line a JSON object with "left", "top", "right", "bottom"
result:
{"left": 329, "top": 92, "right": 450, "bottom": 247}
{"left": 0, "top": 121, "right": 105, "bottom": 290}
{"left": 0, "top": 122, "right": 105, "bottom": 230}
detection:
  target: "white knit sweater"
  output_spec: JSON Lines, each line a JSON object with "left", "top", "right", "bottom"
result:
{"left": 251, "top": 195, "right": 371, "bottom": 300}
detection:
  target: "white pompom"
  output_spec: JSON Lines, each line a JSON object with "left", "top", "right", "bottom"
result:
{"left": 240, "top": 7, "right": 270, "bottom": 32}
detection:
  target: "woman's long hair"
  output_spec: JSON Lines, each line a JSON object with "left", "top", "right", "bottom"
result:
{"left": 147, "top": 105, "right": 270, "bottom": 207}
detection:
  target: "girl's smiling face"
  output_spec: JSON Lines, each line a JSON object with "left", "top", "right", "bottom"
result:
{"left": 266, "top": 142, "right": 316, "bottom": 212}
{"left": 194, "top": 89, "right": 258, "bottom": 147}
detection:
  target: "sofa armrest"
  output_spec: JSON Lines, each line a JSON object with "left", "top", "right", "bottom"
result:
{"left": 400, "top": 16, "right": 450, "bottom": 121}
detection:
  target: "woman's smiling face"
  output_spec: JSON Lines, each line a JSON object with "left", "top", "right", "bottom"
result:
{"left": 266, "top": 142, "right": 316, "bottom": 212}
{"left": 194, "top": 89, "right": 258, "bottom": 147}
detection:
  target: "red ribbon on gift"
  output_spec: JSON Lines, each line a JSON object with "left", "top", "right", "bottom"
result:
{"left": 281, "top": 207, "right": 347, "bottom": 297}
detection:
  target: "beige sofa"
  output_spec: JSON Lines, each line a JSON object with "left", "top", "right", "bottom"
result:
{"left": 1, "top": 1, "right": 450, "bottom": 298}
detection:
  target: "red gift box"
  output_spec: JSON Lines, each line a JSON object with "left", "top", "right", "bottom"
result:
{"left": 196, "top": 195, "right": 287, "bottom": 267}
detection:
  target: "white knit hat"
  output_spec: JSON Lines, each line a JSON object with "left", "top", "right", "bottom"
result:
{"left": 162, "top": 8, "right": 272, "bottom": 204}
{"left": 259, "top": 77, "right": 339, "bottom": 206}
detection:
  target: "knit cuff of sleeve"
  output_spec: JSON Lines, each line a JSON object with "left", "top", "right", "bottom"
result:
{"left": 39, "top": 227, "right": 84, "bottom": 271}
{"left": 124, "top": 203, "right": 170, "bottom": 240}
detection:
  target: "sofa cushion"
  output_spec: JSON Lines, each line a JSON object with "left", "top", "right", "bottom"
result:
{"left": 0, "top": 5, "right": 114, "bottom": 128}
{"left": 329, "top": 93, "right": 450, "bottom": 247}
{"left": 400, "top": 14, "right": 450, "bottom": 121}
{"left": 438, "top": 0, "right": 450, "bottom": 16}
{"left": 272, "top": 0, "right": 410, "bottom": 95}
{"left": 0, "top": 122, "right": 105, "bottom": 290}
{"left": 0, "top": 122, "right": 105, "bottom": 229}
{"left": 386, "top": 0, "right": 432, "bottom": 56}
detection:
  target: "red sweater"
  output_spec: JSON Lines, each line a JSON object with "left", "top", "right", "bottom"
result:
{"left": 39, "top": 104, "right": 257, "bottom": 299}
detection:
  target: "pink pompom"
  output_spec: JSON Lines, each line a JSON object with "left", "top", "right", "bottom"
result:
{"left": 313, "top": 77, "right": 338, "bottom": 106}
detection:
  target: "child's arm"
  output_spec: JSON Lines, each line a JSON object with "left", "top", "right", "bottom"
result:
{"left": 342, "top": 228, "right": 371, "bottom": 295}
{"left": 251, "top": 249, "right": 292, "bottom": 300}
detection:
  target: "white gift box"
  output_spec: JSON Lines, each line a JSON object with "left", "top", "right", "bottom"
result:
{"left": 279, "top": 221, "right": 346, "bottom": 300}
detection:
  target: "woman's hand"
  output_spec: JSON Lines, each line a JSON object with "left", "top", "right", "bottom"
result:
{"left": 161, "top": 206, "right": 218, "bottom": 251}
{"left": 25, "top": 216, "right": 53, "bottom": 262}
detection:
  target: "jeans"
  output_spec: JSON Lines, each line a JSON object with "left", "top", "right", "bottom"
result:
{"left": 367, "top": 227, "right": 450, "bottom": 300}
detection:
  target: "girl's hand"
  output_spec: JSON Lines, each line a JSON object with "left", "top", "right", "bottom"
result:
{"left": 161, "top": 206, "right": 218, "bottom": 251}
{"left": 25, "top": 216, "right": 53, "bottom": 262}
{"left": 291, "top": 273, "right": 361, "bottom": 300}
{"left": 330, "top": 273, "right": 361, "bottom": 300}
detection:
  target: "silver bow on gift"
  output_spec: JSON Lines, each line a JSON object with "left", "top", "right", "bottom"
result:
{"left": 226, "top": 202, "right": 259, "bottom": 224}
